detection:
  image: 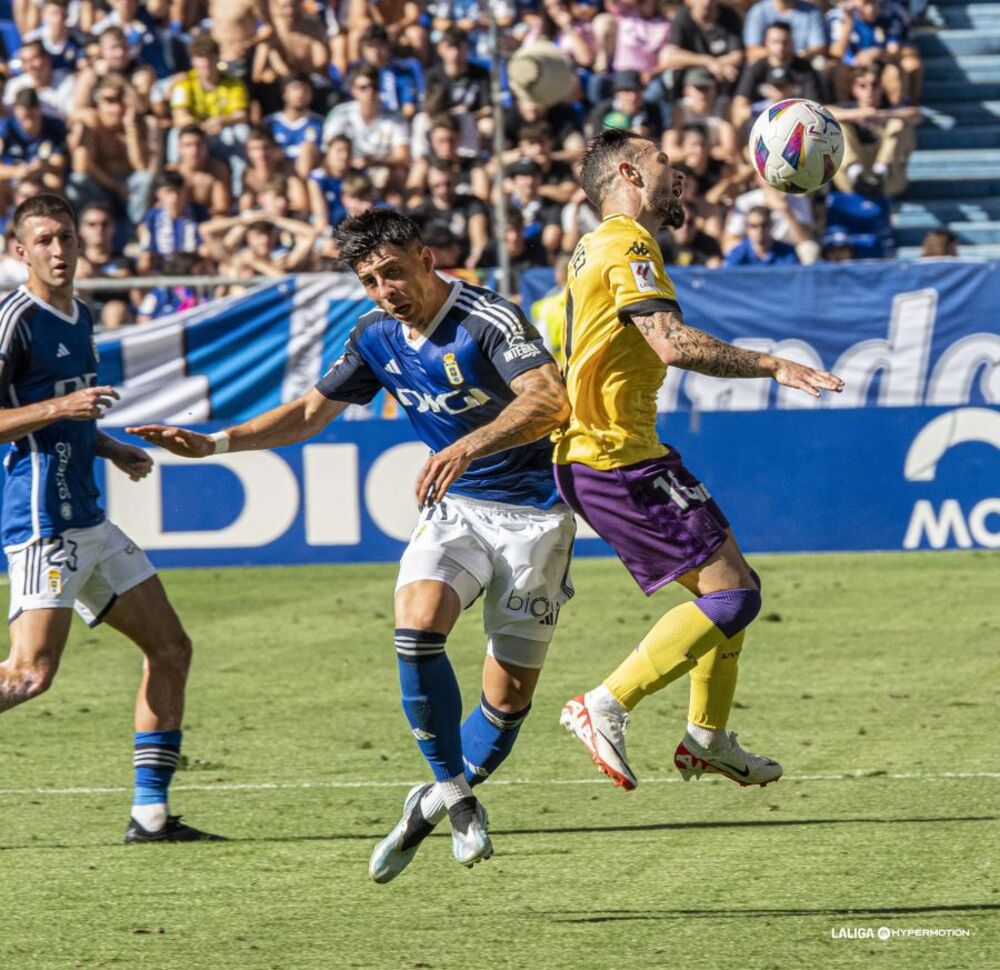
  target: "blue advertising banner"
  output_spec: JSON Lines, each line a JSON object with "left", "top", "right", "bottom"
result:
{"left": 94, "top": 404, "right": 1000, "bottom": 568}
{"left": 2, "top": 262, "right": 997, "bottom": 568}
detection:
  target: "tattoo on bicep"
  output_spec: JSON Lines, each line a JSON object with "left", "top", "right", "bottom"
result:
{"left": 634, "top": 312, "right": 762, "bottom": 378}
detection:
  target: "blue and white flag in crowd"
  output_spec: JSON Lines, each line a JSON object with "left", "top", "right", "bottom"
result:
{"left": 97, "top": 275, "right": 375, "bottom": 425}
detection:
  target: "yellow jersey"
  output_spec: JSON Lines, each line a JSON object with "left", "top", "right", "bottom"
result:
{"left": 170, "top": 71, "right": 249, "bottom": 121}
{"left": 552, "top": 213, "right": 681, "bottom": 470}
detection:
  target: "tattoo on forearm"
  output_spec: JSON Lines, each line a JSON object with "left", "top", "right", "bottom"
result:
{"left": 460, "top": 369, "right": 566, "bottom": 458}
{"left": 634, "top": 312, "right": 762, "bottom": 378}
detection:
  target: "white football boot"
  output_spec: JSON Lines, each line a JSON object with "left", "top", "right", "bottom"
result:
{"left": 450, "top": 800, "right": 492, "bottom": 868}
{"left": 369, "top": 783, "right": 437, "bottom": 884}
{"left": 560, "top": 691, "right": 638, "bottom": 791}
{"left": 674, "top": 730, "right": 783, "bottom": 787}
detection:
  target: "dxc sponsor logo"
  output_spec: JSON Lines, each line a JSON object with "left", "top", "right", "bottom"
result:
{"left": 54, "top": 373, "right": 97, "bottom": 397}
{"left": 902, "top": 407, "right": 1000, "bottom": 549}
{"left": 396, "top": 386, "right": 489, "bottom": 415}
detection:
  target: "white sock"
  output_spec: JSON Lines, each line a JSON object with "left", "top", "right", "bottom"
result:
{"left": 873, "top": 161, "right": 890, "bottom": 176}
{"left": 687, "top": 722, "right": 725, "bottom": 751}
{"left": 846, "top": 162, "right": 863, "bottom": 185}
{"left": 587, "top": 683, "right": 626, "bottom": 714}
{"left": 131, "top": 802, "right": 168, "bottom": 832}
{"left": 437, "top": 774, "right": 473, "bottom": 810}
{"left": 419, "top": 784, "right": 447, "bottom": 824}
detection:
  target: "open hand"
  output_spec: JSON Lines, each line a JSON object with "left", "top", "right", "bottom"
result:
{"left": 415, "top": 444, "right": 473, "bottom": 508}
{"left": 770, "top": 359, "right": 845, "bottom": 398}
{"left": 127, "top": 424, "right": 215, "bottom": 458}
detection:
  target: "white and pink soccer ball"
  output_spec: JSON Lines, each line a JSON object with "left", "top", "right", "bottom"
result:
{"left": 748, "top": 99, "right": 845, "bottom": 194}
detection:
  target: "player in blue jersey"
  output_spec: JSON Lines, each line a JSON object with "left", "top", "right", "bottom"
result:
{"left": 130, "top": 209, "right": 575, "bottom": 879}
{"left": 0, "top": 194, "right": 222, "bottom": 844}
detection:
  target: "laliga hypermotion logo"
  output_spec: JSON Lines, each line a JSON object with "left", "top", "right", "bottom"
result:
{"left": 902, "top": 407, "right": 1000, "bottom": 549}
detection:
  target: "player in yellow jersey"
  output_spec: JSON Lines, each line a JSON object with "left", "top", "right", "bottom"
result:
{"left": 555, "top": 129, "right": 844, "bottom": 791}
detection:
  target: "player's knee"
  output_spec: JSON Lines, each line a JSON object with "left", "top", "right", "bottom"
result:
{"left": 695, "top": 586, "right": 762, "bottom": 638}
{"left": 148, "top": 630, "right": 193, "bottom": 673}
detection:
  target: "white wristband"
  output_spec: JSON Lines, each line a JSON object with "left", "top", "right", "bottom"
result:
{"left": 210, "top": 431, "right": 231, "bottom": 455}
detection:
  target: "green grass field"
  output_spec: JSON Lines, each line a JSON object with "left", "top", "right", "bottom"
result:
{"left": 0, "top": 551, "right": 997, "bottom": 970}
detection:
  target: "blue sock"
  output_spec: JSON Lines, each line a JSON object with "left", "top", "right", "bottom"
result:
{"left": 133, "top": 730, "right": 182, "bottom": 806}
{"left": 462, "top": 694, "right": 531, "bottom": 786}
{"left": 395, "top": 628, "right": 464, "bottom": 782}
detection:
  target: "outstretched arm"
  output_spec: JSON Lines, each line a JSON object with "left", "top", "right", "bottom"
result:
{"left": 96, "top": 431, "right": 154, "bottom": 481}
{"left": 128, "top": 389, "right": 350, "bottom": 457}
{"left": 415, "top": 362, "right": 569, "bottom": 506}
{"left": 630, "top": 309, "right": 844, "bottom": 397}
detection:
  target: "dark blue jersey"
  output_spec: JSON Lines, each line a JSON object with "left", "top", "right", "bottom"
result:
{"left": 0, "top": 287, "right": 104, "bottom": 548}
{"left": 316, "top": 280, "right": 560, "bottom": 509}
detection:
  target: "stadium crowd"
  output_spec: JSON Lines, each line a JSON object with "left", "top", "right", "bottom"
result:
{"left": 0, "top": 0, "right": 934, "bottom": 327}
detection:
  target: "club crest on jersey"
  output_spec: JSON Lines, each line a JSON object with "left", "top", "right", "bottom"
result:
{"left": 625, "top": 240, "right": 651, "bottom": 257}
{"left": 442, "top": 351, "right": 464, "bottom": 386}
{"left": 47, "top": 568, "right": 62, "bottom": 595}
{"left": 629, "top": 259, "right": 658, "bottom": 293}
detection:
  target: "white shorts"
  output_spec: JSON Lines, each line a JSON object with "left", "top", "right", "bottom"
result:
{"left": 6, "top": 520, "right": 157, "bottom": 627}
{"left": 396, "top": 494, "right": 576, "bottom": 669}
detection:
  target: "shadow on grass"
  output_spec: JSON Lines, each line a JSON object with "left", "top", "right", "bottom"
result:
{"left": 543, "top": 902, "right": 1000, "bottom": 923}
{"left": 3, "top": 813, "right": 994, "bottom": 852}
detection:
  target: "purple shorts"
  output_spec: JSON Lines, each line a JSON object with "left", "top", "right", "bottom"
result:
{"left": 554, "top": 451, "right": 730, "bottom": 595}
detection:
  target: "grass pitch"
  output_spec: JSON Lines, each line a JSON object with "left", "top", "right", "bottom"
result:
{"left": 0, "top": 551, "right": 997, "bottom": 970}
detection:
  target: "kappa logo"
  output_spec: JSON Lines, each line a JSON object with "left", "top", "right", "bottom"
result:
{"left": 383, "top": 358, "right": 402, "bottom": 375}
{"left": 56, "top": 343, "right": 71, "bottom": 358}
{"left": 625, "top": 240, "right": 651, "bottom": 258}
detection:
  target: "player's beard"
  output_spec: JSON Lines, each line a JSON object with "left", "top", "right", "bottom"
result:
{"left": 651, "top": 183, "right": 685, "bottom": 230}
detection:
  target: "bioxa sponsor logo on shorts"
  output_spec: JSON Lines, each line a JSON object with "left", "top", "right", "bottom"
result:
{"left": 902, "top": 407, "right": 1000, "bottom": 550}
{"left": 506, "top": 590, "right": 560, "bottom": 625}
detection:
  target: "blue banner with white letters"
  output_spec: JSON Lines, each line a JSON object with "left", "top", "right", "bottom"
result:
{"left": 4, "top": 262, "right": 998, "bottom": 567}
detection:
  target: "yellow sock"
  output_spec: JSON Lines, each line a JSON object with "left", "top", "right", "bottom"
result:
{"left": 605, "top": 602, "right": 728, "bottom": 710}
{"left": 687, "top": 630, "right": 745, "bottom": 730}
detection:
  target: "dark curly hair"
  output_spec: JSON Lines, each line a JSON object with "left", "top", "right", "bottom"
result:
{"left": 332, "top": 209, "right": 425, "bottom": 270}
{"left": 579, "top": 128, "right": 652, "bottom": 208}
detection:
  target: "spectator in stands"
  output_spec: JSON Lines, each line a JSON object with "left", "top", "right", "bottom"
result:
{"left": 169, "top": 124, "right": 233, "bottom": 217}
{"left": 21, "top": 0, "right": 85, "bottom": 75}
{"left": 422, "top": 224, "right": 470, "bottom": 277}
{"left": 732, "top": 21, "right": 823, "bottom": 129}
{"left": 75, "top": 201, "right": 136, "bottom": 329}
{"left": 825, "top": 177, "right": 894, "bottom": 259}
{"left": 662, "top": 200, "right": 724, "bottom": 267}
{"left": 662, "top": 0, "right": 745, "bottom": 101}
{"left": 240, "top": 127, "right": 313, "bottom": 217}
{"left": 820, "top": 228, "right": 855, "bottom": 262}
{"left": 507, "top": 156, "right": 563, "bottom": 263}
{"left": 664, "top": 67, "right": 739, "bottom": 165}
{"left": 505, "top": 92, "right": 587, "bottom": 162}
{"left": 68, "top": 73, "right": 153, "bottom": 230}
{"left": 674, "top": 123, "right": 729, "bottom": 201}
{"left": 495, "top": 205, "right": 551, "bottom": 278}
{"left": 137, "top": 170, "right": 208, "bottom": 274}
{"left": 724, "top": 205, "right": 800, "bottom": 265}
{"left": 252, "top": 0, "right": 330, "bottom": 115}
{"left": 423, "top": 27, "right": 492, "bottom": 123}
{"left": 0, "top": 88, "right": 67, "bottom": 191}
{"left": 407, "top": 160, "right": 490, "bottom": 268}
{"left": 0, "top": 226, "right": 30, "bottom": 287}
{"left": 340, "top": 171, "right": 377, "bottom": 219}
{"left": 516, "top": 122, "right": 578, "bottom": 205}
{"left": 828, "top": 0, "right": 921, "bottom": 106}
{"left": 136, "top": 253, "right": 209, "bottom": 324}
{"left": 586, "top": 69, "right": 663, "bottom": 140}
{"left": 598, "top": 0, "right": 672, "bottom": 98}
{"left": 357, "top": 23, "right": 424, "bottom": 121}
{"left": 919, "top": 228, "right": 959, "bottom": 259}
{"left": 539, "top": 0, "right": 609, "bottom": 75}
{"left": 348, "top": 0, "right": 429, "bottom": 64}
{"left": 201, "top": 208, "right": 319, "bottom": 277}
{"left": 73, "top": 25, "right": 157, "bottom": 113}
{"left": 209, "top": 0, "right": 268, "bottom": 78}
{"left": 723, "top": 168, "right": 817, "bottom": 260}
{"left": 308, "top": 134, "right": 352, "bottom": 230}
{"left": 170, "top": 33, "right": 250, "bottom": 190}
{"left": 322, "top": 64, "right": 411, "bottom": 192}
{"left": 3, "top": 38, "right": 76, "bottom": 119}
{"left": 264, "top": 73, "right": 324, "bottom": 180}
{"left": 743, "top": 0, "right": 827, "bottom": 62}
{"left": 407, "top": 112, "right": 488, "bottom": 200}
{"left": 831, "top": 65, "right": 920, "bottom": 197}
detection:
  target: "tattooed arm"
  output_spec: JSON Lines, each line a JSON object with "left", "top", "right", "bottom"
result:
{"left": 631, "top": 309, "right": 845, "bottom": 396}
{"left": 415, "top": 363, "right": 569, "bottom": 506}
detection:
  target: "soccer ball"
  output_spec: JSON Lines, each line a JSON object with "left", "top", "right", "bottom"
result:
{"left": 748, "top": 99, "right": 844, "bottom": 194}
{"left": 507, "top": 41, "right": 576, "bottom": 108}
